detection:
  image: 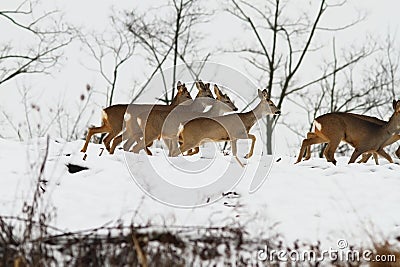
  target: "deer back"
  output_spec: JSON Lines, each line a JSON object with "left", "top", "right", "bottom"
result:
{"left": 315, "top": 108, "right": 400, "bottom": 150}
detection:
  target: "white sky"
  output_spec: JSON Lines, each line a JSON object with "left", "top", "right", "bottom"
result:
{"left": 1, "top": 0, "right": 400, "bottom": 155}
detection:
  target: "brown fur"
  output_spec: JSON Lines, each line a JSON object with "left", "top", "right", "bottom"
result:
{"left": 131, "top": 84, "right": 238, "bottom": 156}
{"left": 80, "top": 81, "right": 192, "bottom": 154}
{"left": 122, "top": 80, "right": 215, "bottom": 155}
{"left": 302, "top": 113, "right": 400, "bottom": 165}
{"left": 175, "top": 89, "right": 280, "bottom": 165}
{"left": 296, "top": 100, "right": 400, "bottom": 165}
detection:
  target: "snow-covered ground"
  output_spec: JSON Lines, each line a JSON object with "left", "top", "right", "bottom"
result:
{"left": 1, "top": 137, "right": 400, "bottom": 251}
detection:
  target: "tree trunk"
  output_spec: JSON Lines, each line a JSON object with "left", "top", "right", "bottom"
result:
{"left": 318, "top": 144, "right": 326, "bottom": 158}
{"left": 266, "top": 117, "right": 273, "bottom": 155}
{"left": 172, "top": 4, "right": 181, "bottom": 103}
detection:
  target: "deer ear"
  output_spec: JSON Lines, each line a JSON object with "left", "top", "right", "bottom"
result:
{"left": 177, "top": 81, "right": 182, "bottom": 87}
{"left": 195, "top": 81, "right": 202, "bottom": 91}
{"left": 214, "top": 85, "right": 222, "bottom": 97}
{"left": 262, "top": 89, "right": 270, "bottom": 99}
{"left": 395, "top": 100, "right": 400, "bottom": 111}
{"left": 257, "top": 89, "right": 263, "bottom": 99}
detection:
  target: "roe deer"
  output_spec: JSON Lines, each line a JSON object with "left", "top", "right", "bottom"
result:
{"left": 301, "top": 114, "right": 400, "bottom": 165}
{"left": 295, "top": 100, "right": 400, "bottom": 165}
{"left": 347, "top": 114, "right": 400, "bottom": 164}
{"left": 130, "top": 84, "right": 238, "bottom": 156}
{"left": 174, "top": 89, "right": 280, "bottom": 166}
{"left": 80, "top": 81, "right": 192, "bottom": 154}
{"left": 120, "top": 80, "right": 216, "bottom": 155}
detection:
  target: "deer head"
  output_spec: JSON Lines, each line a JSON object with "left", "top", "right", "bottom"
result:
{"left": 214, "top": 84, "right": 238, "bottom": 111}
{"left": 195, "top": 80, "right": 214, "bottom": 99}
{"left": 258, "top": 89, "right": 280, "bottom": 115}
{"left": 171, "top": 81, "right": 192, "bottom": 105}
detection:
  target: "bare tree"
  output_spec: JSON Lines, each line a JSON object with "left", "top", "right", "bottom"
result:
{"left": 0, "top": 83, "right": 95, "bottom": 141}
{"left": 227, "top": 0, "right": 368, "bottom": 154}
{"left": 294, "top": 36, "right": 398, "bottom": 158}
{"left": 0, "top": 0, "right": 74, "bottom": 87}
{"left": 124, "top": 0, "right": 211, "bottom": 104}
{"left": 80, "top": 15, "right": 137, "bottom": 107}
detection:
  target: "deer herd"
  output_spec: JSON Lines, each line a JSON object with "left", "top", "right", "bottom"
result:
{"left": 80, "top": 80, "right": 400, "bottom": 166}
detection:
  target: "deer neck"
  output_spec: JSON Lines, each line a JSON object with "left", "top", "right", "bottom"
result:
{"left": 238, "top": 101, "right": 264, "bottom": 131}
{"left": 170, "top": 98, "right": 193, "bottom": 108}
{"left": 382, "top": 113, "right": 400, "bottom": 136}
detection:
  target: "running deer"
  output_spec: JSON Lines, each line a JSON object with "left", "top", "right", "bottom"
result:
{"left": 301, "top": 113, "right": 400, "bottom": 165}
{"left": 130, "top": 84, "right": 238, "bottom": 156}
{"left": 296, "top": 100, "right": 400, "bottom": 165}
{"left": 120, "top": 80, "right": 216, "bottom": 155}
{"left": 80, "top": 81, "right": 192, "bottom": 154}
{"left": 174, "top": 89, "right": 280, "bottom": 166}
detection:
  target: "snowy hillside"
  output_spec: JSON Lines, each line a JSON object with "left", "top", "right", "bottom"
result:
{"left": 1, "top": 137, "right": 400, "bottom": 253}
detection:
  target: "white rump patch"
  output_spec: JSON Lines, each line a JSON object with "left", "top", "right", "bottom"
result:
{"left": 137, "top": 117, "right": 142, "bottom": 127}
{"left": 102, "top": 110, "right": 108, "bottom": 121}
{"left": 124, "top": 113, "right": 131, "bottom": 122}
{"left": 178, "top": 123, "right": 184, "bottom": 136}
{"left": 314, "top": 120, "right": 322, "bottom": 131}
{"left": 203, "top": 105, "right": 212, "bottom": 113}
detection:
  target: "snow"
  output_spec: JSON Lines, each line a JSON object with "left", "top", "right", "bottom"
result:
{"left": 1, "top": 137, "right": 400, "bottom": 251}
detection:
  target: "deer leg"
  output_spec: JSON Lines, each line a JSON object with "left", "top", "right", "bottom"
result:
{"left": 231, "top": 139, "right": 237, "bottom": 156}
{"left": 110, "top": 131, "right": 143, "bottom": 155}
{"left": 172, "top": 143, "right": 186, "bottom": 157}
{"left": 380, "top": 134, "right": 400, "bottom": 158}
{"left": 173, "top": 140, "right": 197, "bottom": 157}
{"left": 324, "top": 138, "right": 341, "bottom": 165}
{"left": 167, "top": 138, "right": 180, "bottom": 157}
{"left": 348, "top": 148, "right": 365, "bottom": 164}
{"left": 304, "top": 132, "right": 318, "bottom": 160}
{"left": 223, "top": 141, "right": 229, "bottom": 151}
{"left": 131, "top": 133, "right": 155, "bottom": 154}
{"left": 164, "top": 139, "right": 174, "bottom": 156}
{"left": 124, "top": 119, "right": 142, "bottom": 151}
{"left": 80, "top": 125, "right": 110, "bottom": 153}
{"left": 186, "top": 147, "right": 199, "bottom": 156}
{"left": 109, "top": 132, "right": 125, "bottom": 154}
{"left": 295, "top": 134, "right": 327, "bottom": 164}
{"left": 132, "top": 132, "right": 156, "bottom": 155}
{"left": 123, "top": 128, "right": 144, "bottom": 152}
{"left": 380, "top": 134, "right": 400, "bottom": 159}
{"left": 377, "top": 148, "right": 393, "bottom": 164}
{"left": 296, "top": 139, "right": 308, "bottom": 164}
{"left": 163, "top": 139, "right": 171, "bottom": 150}
{"left": 231, "top": 140, "right": 244, "bottom": 167}
{"left": 131, "top": 139, "right": 146, "bottom": 154}
{"left": 145, "top": 142, "right": 153, "bottom": 156}
{"left": 358, "top": 153, "right": 372, "bottom": 163}
{"left": 373, "top": 153, "right": 379, "bottom": 165}
{"left": 123, "top": 137, "right": 135, "bottom": 151}
{"left": 396, "top": 146, "right": 400, "bottom": 158}
{"left": 245, "top": 134, "right": 256, "bottom": 159}
{"left": 110, "top": 134, "right": 123, "bottom": 154}
{"left": 103, "top": 133, "right": 114, "bottom": 152}
{"left": 177, "top": 140, "right": 190, "bottom": 155}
